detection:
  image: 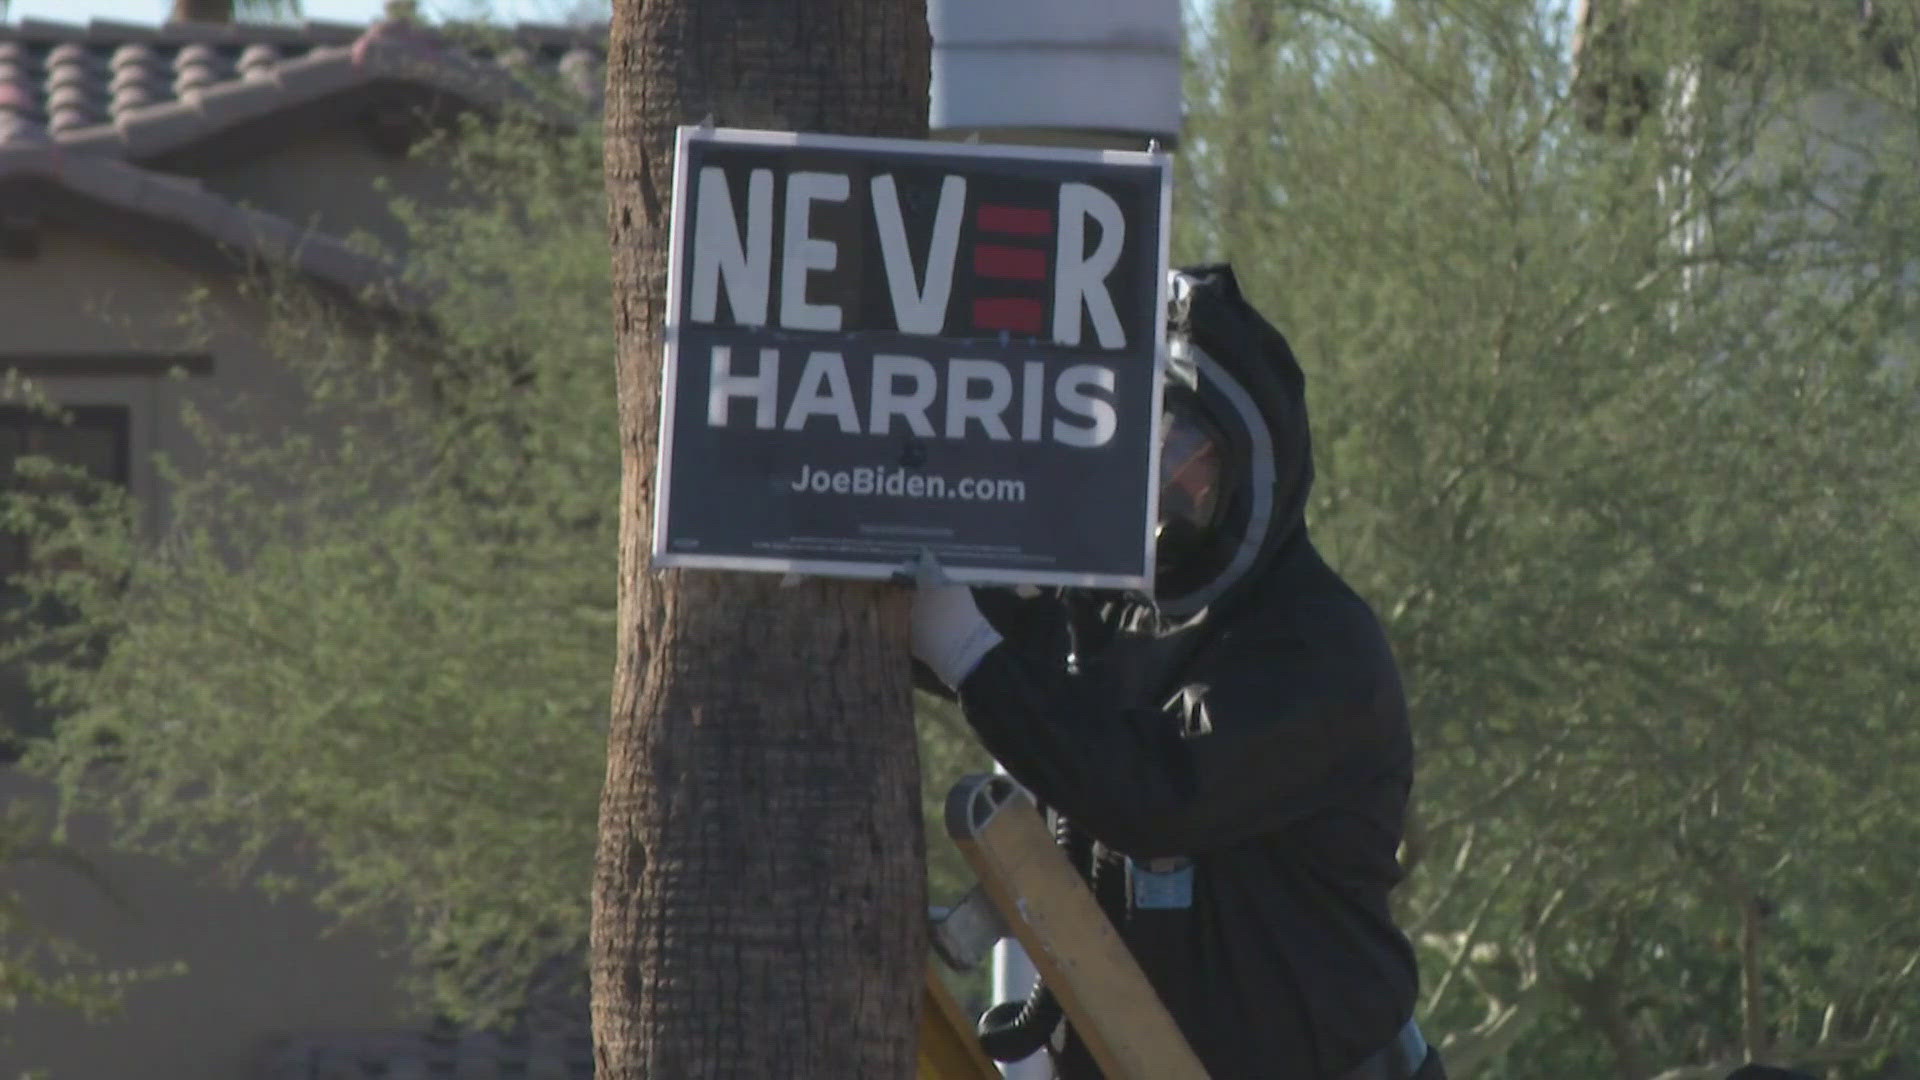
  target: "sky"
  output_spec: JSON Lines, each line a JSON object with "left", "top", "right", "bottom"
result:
{"left": 5, "top": 0, "right": 606, "bottom": 26}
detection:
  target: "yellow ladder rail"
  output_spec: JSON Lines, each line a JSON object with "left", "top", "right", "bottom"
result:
{"left": 918, "top": 964, "right": 1004, "bottom": 1080}
{"left": 926, "top": 773, "right": 1211, "bottom": 1080}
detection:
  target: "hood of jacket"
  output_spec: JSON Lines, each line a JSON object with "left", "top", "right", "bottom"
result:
{"left": 1153, "top": 262, "right": 1315, "bottom": 618}
{"left": 1044, "top": 263, "right": 1318, "bottom": 708}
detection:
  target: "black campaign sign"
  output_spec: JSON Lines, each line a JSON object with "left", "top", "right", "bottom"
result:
{"left": 653, "top": 127, "right": 1171, "bottom": 588}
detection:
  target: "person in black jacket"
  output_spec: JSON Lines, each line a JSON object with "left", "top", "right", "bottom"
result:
{"left": 911, "top": 265, "right": 1439, "bottom": 1080}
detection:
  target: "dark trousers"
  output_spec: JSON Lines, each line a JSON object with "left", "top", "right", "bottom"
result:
{"left": 1412, "top": 1049, "right": 1448, "bottom": 1080}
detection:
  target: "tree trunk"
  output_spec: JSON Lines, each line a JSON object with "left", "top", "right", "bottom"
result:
{"left": 1739, "top": 893, "right": 1767, "bottom": 1064}
{"left": 171, "top": 0, "right": 235, "bottom": 22}
{"left": 1218, "top": 0, "right": 1274, "bottom": 266}
{"left": 592, "top": 3, "right": 931, "bottom": 1079}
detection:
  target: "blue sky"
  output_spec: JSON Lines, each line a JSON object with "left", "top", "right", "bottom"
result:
{"left": 5, "top": 0, "right": 603, "bottom": 26}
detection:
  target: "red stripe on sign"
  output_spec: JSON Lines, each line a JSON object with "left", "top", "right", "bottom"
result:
{"left": 976, "top": 205, "right": 1054, "bottom": 236}
{"left": 972, "top": 297, "right": 1045, "bottom": 335}
{"left": 974, "top": 244, "right": 1048, "bottom": 281}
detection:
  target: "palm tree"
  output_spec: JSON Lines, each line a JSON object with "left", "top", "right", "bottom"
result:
{"left": 172, "top": 0, "right": 303, "bottom": 21}
{"left": 593, "top": 1, "right": 933, "bottom": 1077}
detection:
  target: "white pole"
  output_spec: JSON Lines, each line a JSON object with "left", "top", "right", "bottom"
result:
{"left": 992, "top": 765, "right": 1053, "bottom": 1079}
{"left": 993, "top": 936, "right": 1049, "bottom": 1077}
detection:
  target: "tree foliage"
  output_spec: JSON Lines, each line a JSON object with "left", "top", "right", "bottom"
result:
{"left": 6, "top": 2, "right": 1912, "bottom": 1072}
{"left": 1184, "top": 1, "right": 1920, "bottom": 1077}
{"left": 2, "top": 105, "right": 984, "bottom": 1028}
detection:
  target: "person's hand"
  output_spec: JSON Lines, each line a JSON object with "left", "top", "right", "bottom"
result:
{"left": 904, "top": 551, "right": 1003, "bottom": 690}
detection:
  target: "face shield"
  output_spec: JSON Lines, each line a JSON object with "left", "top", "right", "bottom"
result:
{"left": 1155, "top": 391, "right": 1228, "bottom": 580}
{"left": 1151, "top": 351, "right": 1278, "bottom": 614}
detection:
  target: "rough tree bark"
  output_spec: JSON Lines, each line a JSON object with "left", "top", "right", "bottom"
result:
{"left": 171, "top": 0, "right": 235, "bottom": 21}
{"left": 592, "top": 3, "right": 933, "bottom": 1079}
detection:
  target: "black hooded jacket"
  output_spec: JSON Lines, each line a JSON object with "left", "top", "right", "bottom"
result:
{"left": 953, "top": 266, "right": 1421, "bottom": 1078}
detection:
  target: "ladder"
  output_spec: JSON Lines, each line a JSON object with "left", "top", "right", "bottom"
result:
{"left": 915, "top": 773, "right": 1209, "bottom": 1080}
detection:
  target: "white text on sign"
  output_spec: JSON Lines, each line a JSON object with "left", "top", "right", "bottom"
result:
{"left": 705, "top": 348, "right": 1117, "bottom": 448}
{"left": 688, "top": 169, "right": 1127, "bottom": 348}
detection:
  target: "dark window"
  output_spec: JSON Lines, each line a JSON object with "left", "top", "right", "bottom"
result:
{"left": 0, "top": 405, "right": 131, "bottom": 581}
{"left": 0, "top": 405, "right": 131, "bottom": 762}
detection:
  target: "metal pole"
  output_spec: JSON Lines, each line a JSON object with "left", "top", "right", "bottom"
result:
{"left": 992, "top": 906, "right": 1049, "bottom": 1077}
{"left": 990, "top": 763, "right": 1050, "bottom": 1078}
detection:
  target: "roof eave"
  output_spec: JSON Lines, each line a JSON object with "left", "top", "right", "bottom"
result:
{"left": 0, "top": 148, "right": 428, "bottom": 316}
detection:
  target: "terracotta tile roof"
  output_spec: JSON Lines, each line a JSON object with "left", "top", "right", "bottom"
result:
{"left": 0, "top": 15, "right": 603, "bottom": 308}
{"left": 255, "top": 1025, "right": 595, "bottom": 1079}
{"left": 0, "top": 16, "right": 604, "bottom": 155}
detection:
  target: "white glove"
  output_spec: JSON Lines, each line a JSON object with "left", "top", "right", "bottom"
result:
{"left": 911, "top": 584, "right": 1003, "bottom": 689}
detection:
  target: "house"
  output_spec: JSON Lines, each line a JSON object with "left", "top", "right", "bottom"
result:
{"left": 0, "top": 4, "right": 601, "bottom": 1077}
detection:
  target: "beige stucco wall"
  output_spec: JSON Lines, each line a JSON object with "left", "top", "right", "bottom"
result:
{"left": 0, "top": 228, "right": 387, "bottom": 534}
{"left": 0, "top": 232, "right": 423, "bottom": 1079}
{"left": 199, "top": 124, "right": 463, "bottom": 258}
{"left": 0, "top": 773, "right": 423, "bottom": 1080}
